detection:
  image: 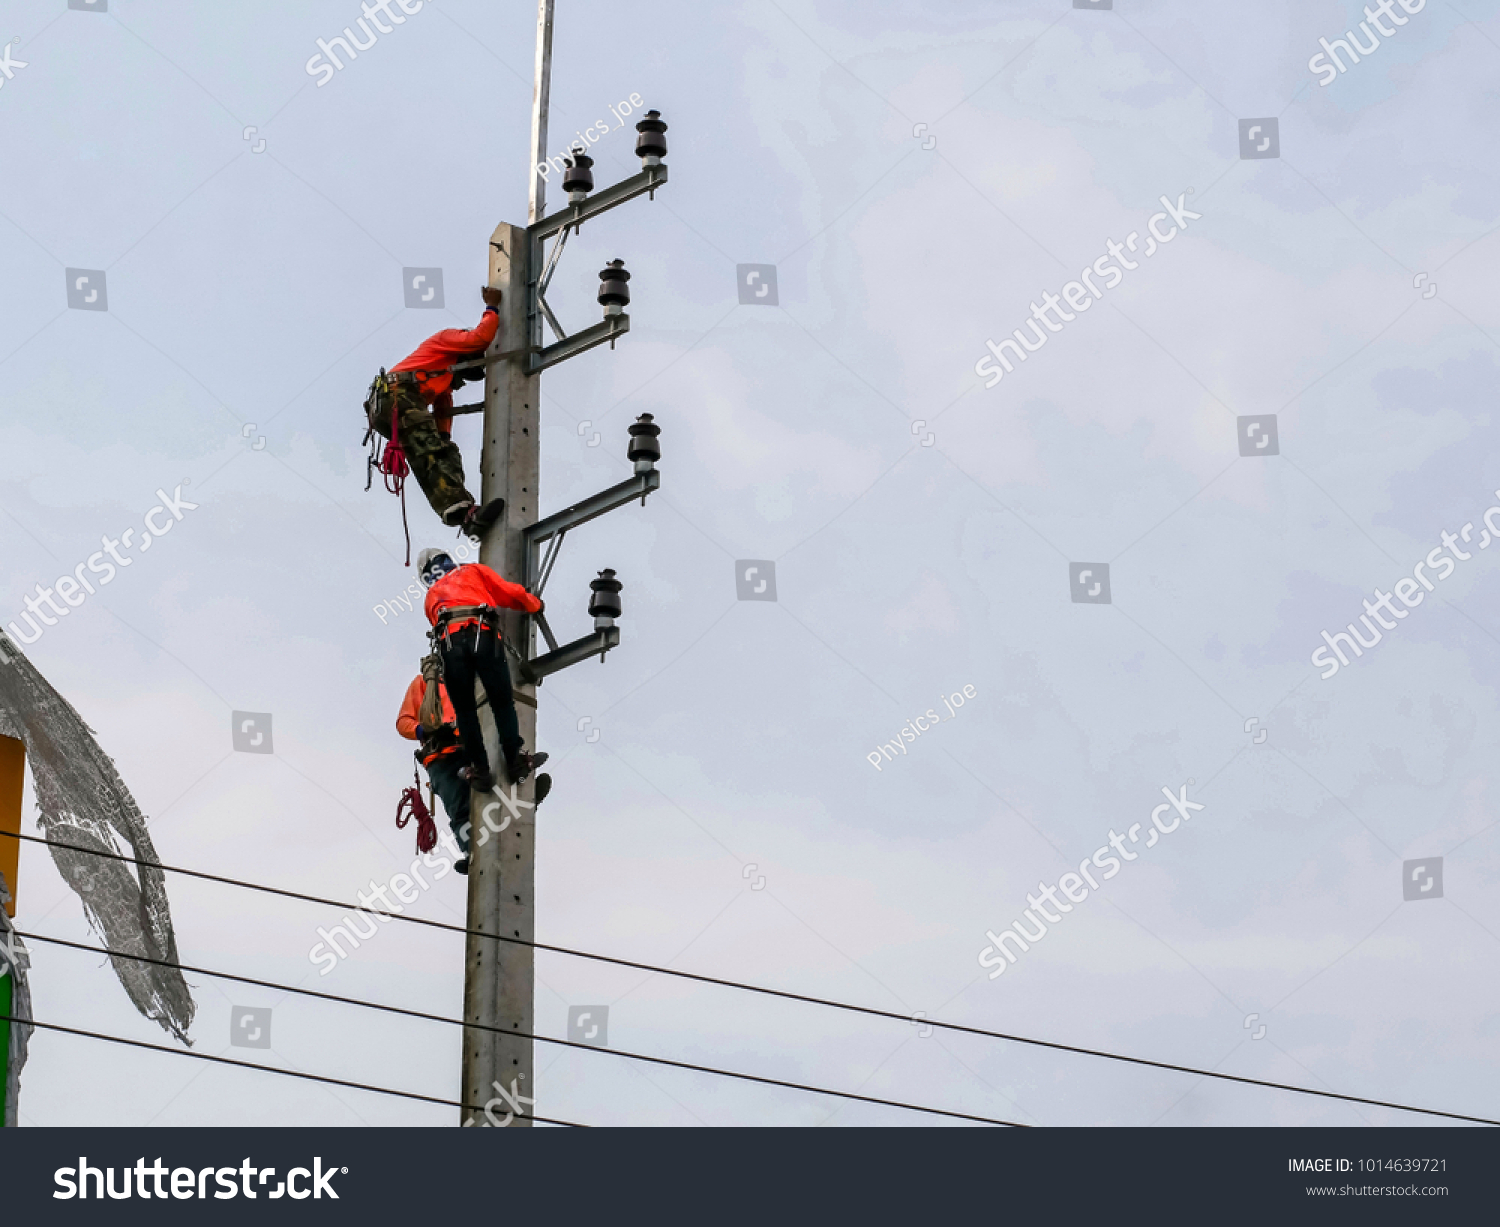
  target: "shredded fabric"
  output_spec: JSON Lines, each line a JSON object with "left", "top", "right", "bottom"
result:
{"left": 0, "top": 632, "right": 195, "bottom": 1046}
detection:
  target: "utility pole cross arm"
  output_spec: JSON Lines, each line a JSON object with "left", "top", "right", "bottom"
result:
{"left": 529, "top": 165, "right": 670, "bottom": 241}
{"left": 529, "top": 315, "right": 628, "bottom": 374}
{"left": 516, "top": 627, "right": 620, "bottom": 684}
{"left": 523, "top": 470, "right": 660, "bottom": 584}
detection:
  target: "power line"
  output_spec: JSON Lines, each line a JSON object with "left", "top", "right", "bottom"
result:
{"left": 9, "top": 828, "right": 1494, "bottom": 1126}
{"left": 0, "top": 1013, "right": 585, "bottom": 1127}
{"left": 20, "top": 930, "right": 1025, "bottom": 1127}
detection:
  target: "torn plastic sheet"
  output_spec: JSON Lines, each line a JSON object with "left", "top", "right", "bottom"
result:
{"left": 0, "top": 631, "right": 194, "bottom": 1046}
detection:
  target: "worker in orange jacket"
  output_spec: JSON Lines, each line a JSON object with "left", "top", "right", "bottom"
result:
{"left": 396, "top": 671, "right": 472, "bottom": 869}
{"left": 370, "top": 286, "right": 506, "bottom": 539}
{"left": 397, "top": 667, "right": 552, "bottom": 875}
{"left": 417, "top": 547, "right": 548, "bottom": 794}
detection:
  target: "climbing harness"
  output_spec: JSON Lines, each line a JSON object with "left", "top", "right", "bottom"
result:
{"left": 361, "top": 357, "right": 488, "bottom": 566}
{"left": 432, "top": 604, "right": 503, "bottom": 646}
{"left": 363, "top": 369, "right": 414, "bottom": 566}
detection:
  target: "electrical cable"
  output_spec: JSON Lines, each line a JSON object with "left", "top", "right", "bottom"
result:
{"left": 0, "top": 1013, "right": 584, "bottom": 1127}
{"left": 7, "top": 828, "right": 1493, "bottom": 1126}
{"left": 17, "top": 930, "right": 1024, "bottom": 1126}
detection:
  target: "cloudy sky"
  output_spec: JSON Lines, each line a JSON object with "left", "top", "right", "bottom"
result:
{"left": 2, "top": 0, "right": 1497, "bottom": 1126}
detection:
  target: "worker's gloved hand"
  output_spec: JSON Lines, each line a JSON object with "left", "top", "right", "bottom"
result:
{"left": 482, "top": 286, "right": 502, "bottom": 307}
{"left": 535, "top": 598, "right": 545, "bottom": 614}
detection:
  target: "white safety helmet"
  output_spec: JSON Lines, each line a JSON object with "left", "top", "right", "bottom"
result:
{"left": 416, "top": 548, "right": 456, "bottom": 584}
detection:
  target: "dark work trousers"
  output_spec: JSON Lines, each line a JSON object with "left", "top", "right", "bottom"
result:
{"left": 425, "top": 754, "right": 472, "bottom": 856}
{"left": 438, "top": 623, "right": 523, "bottom": 781}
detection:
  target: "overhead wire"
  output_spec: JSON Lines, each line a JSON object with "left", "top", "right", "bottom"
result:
{"left": 7, "top": 828, "right": 1494, "bottom": 1126}
{"left": 17, "top": 930, "right": 1025, "bottom": 1127}
{"left": 0, "top": 1013, "right": 585, "bottom": 1126}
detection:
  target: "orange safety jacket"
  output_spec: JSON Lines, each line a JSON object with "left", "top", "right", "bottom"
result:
{"left": 424, "top": 563, "right": 541, "bottom": 638}
{"left": 389, "top": 309, "right": 500, "bottom": 434}
{"left": 397, "top": 675, "right": 460, "bottom": 765}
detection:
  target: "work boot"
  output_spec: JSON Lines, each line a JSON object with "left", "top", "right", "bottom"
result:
{"left": 534, "top": 773, "right": 552, "bottom": 806}
{"left": 461, "top": 498, "right": 506, "bottom": 540}
{"left": 460, "top": 764, "right": 496, "bottom": 793}
{"left": 504, "top": 750, "right": 548, "bottom": 784}
{"left": 441, "top": 500, "right": 475, "bottom": 528}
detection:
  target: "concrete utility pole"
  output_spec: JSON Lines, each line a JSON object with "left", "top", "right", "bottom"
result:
{"left": 462, "top": 220, "right": 538, "bottom": 1125}
{"left": 461, "top": 0, "right": 553, "bottom": 1127}
{"left": 460, "top": 0, "right": 668, "bottom": 1126}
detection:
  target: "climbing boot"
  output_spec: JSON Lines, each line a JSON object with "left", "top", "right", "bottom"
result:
{"left": 533, "top": 772, "right": 552, "bottom": 806}
{"left": 440, "top": 500, "right": 474, "bottom": 528}
{"left": 461, "top": 498, "right": 505, "bottom": 540}
{"left": 460, "top": 764, "right": 496, "bottom": 794}
{"left": 504, "top": 750, "right": 548, "bottom": 784}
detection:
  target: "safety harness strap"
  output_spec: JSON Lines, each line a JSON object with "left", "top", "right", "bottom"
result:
{"left": 435, "top": 604, "right": 498, "bottom": 624}
{"left": 387, "top": 356, "right": 488, "bottom": 386}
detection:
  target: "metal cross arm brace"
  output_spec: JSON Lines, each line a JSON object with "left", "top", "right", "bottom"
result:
{"left": 529, "top": 164, "right": 669, "bottom": 243}
{"left": 529, "top": 313, "right": 629, "bottom": 375}
{"left": 516, "top": 472, "right": 659, "bottom": 679}
{"left": 523, "top": 467, "right": 661, "bottom": 590}
{"left": 514, "top": 417, "right": 661, "bottom": 681}
{"left": 513, "top": 626, "right": 620, "bottom": 686}
{"left": 523, "top": 155, "right": 668, "bottom": 374}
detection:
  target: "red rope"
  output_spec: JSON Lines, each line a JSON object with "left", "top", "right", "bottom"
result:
{"left": 396, "top": 764, "right": 437, "bottom": 855}
{"left": 380, "top": 391, "right": 413, "bottom": 566}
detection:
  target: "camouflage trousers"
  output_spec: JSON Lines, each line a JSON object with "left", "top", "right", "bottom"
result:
{"left": 382, "top": 382, "right": 474, "bottom": 520}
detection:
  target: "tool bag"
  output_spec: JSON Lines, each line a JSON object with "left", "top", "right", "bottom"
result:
{"left": 363, "top": 360, "right": 485, "bottom": 443}
{"left": 363, "top": 368, "right": 415, "bottom": 564}
{"left": 363, "top": 369, "right": 394, "bottom": 441}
